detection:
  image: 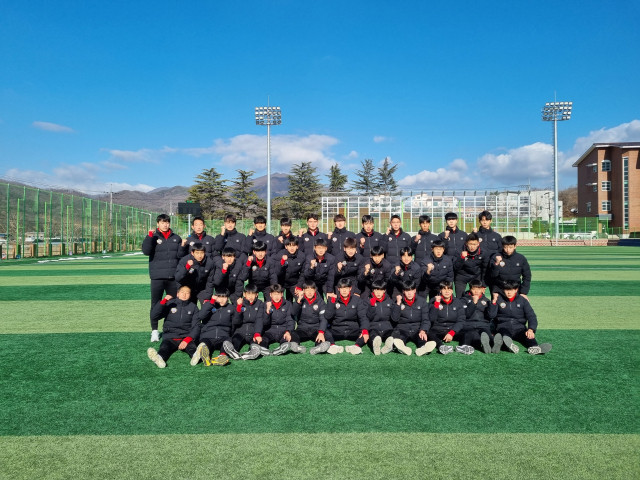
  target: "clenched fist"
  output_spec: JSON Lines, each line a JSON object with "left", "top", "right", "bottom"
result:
{"left": 395, "top": 266, "right": 401, "bottom": 275}
{"left": 247, "top": 255, "right": 254, "bottom": 263}
{"left": 248, "top": 228, "right": 255, "bottom": 236}
{"left": 310, "top": 259, "right": 317, "bottom": 269}
{"left": 495, "top": 255, "right": 503, "bottom": 265}
{"left": 364, "top": 264, "right": 371, "bottom": 274}
{"left": 278, "top": 236, "right": 283, "bottom": 243}
{"left": 396, "top": 295, "right": 402, "bottom": 305}
{"left": 414, "top": 233, "right": 421, "bottom": 241}
{"left": 265, "top": 301, "right": 272, "bottom": 314}
{"left": 327, "top": 232, "right": 333, "bottom": 239}
{"left": 473, "top": 227, "right": 478, "bottom": 233}
{"left": 186, "top": 260, "right": 193, "bottom": 268}
{"left": 435, "top": 295, "right": 442, "bottom": 303}
{"left": 222, "top": 263, "right": 229, "bottom": 270}
{"left": 237, "top": 297, "right": 244, "bottom": 306}
{"left": 492, "top": 292, "right": 499, "bottom": 303}
{"left": 360, "top": 237, "right": 366, "bottom": 247}
{"left": 181, "top": 239, "right": 188, "bottom": 246}
{"left": 426, "top": 263, "right": 435, "bottom": 274}
{"left": 298, "top": 228, "right": 305, "bottom": 236}
{"left": 444, "top": 230, "right": 450, "bottom": 239}
{"left": 164, "top": 294, "right": 173, "bottom": 301}
{"left": 282, "top": 255, "right": 288, "bottom": 262}
{"left": 461, "top": 251, "right": 468, "bottom": 258}
{"left": 337, "top": 262, "right": 343, "bottom": 272}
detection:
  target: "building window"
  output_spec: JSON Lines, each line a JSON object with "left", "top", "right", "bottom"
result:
{"left": 593, "top": 185, "right": 598, "bottom": 192}
{"left": 602, "top": 201, "right": 611, "bottom": 212}
{"left": 602, "top": 181, "right": 611, "bottom": 191}
{"left": 623, "top": 157, "right": 629, "bottom": 229}
{"left": 593, "top": 165, "right": 598, "bottom": 173}
{"left": 586, "top": 202, "right": 591, "bottom": 213}
{"left": 602, "top": 160, "right": 611, "bottom": 172}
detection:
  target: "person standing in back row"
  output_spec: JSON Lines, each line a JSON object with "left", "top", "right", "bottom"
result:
{"left": 385, "top": 214, "right": 412, "bottom": 266}
{"left": 439, "top": 212, "right": 468, "bottom": 258}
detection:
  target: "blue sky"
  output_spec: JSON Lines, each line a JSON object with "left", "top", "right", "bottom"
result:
{"left": 1, "top": 0, "right": 639, "bottom": 194}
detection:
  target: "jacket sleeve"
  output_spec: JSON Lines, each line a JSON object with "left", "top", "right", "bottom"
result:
{"left": 391, "top": 303, "right": 402, "bottom": 322}
{"left": 524, "top": 299, "right": 538, "bottom": 332}
{"left": 318, "top": 299, "right": 328, "bottom": 332}
{"left": 174, "top": 258, "right": 192, "bottom": 283}
{"left": 480, "top": 255, "right": 490, "bottom": 287}
{"left": 452, "top": 302, "right": 465, "bottom": 333}
{"left": 303, "top": 259, "right": 315, "bottom": 280}
{"left": 324, "top": 297, "right": 336, "bottom": 322}
{"left": 325, "top": 259, "right": 336, "bottom": 291}
{"left": 357, "top": 299, "right": 370, "bottom": 331}
{"left": 453, "top": 254, "right": 465, "bottom": 272}
{"left": 429, "top": 301, "right": 439, "bottom": 323}
{"left": 379, "top": 234, "right": 388, "bottom": 253}
{"left": 212, "top": 234, "right": 225, "bottom": 254}
{"left": 237, "top": 261, "right": 251, "bottom": 283}
{"left": 366, "top": 302, "right": 377, "bottom": 321}
{"left": 488, "top": 299, "right": 499, "bottom": 319}
{"left": 242, "top": 235, "right": 253, "bottom": 255}
{"left": 269, "top": 261, "right": 280, "bottom": 285}
{"left": 356, "top": 262, "right": 369, "bottom": 284}
{"left": 445, "top": 259, "right": 454, "bottom": 282}
{"left": 291, "top": 300, "right": 302, "bottom": 318}
{"left": 150, "top": 299, "right": 169, "bottom": 324}
{"left": 253, "top": 303, "right": 265, "bottom": 334}
{"left": 520, "top": 257, "right": 532, "bottom": 295}
{"left": 489, "top": 255, "right": 501, "bottom": 278}
{"left": 141, "top": 234, "right": 156, "bottom": 256}
{"left": 419, "top": 299, "right": 431, "bottom": 331}
{"left": 463, "top": 297, "right": 477, "bottom": 319}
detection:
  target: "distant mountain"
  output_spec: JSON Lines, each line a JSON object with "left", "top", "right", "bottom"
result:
{"left": 251, "top": 173, "right": 289, "bottom": 199}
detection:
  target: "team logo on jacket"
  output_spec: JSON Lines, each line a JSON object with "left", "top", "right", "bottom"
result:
{"left": 500, "top": 303, "right": 506, "bottom": 308}
{"left": 438, "top": 305, "right": 443, "bottom": 310}
{"left": 499, "top": 261, "right": 505, "bottom": 267}
{"left": 187, "top": 311, "right": 192, "bottom": 314}
{"left": 452, "top": 307, "right": 456, "bottom": 310}
{"left": 401, "top": 305, "right": 405, "bottom": 310}
{"left": 333, "top": 238, "right": 337, "bottom": 242}
{"left": 171, "top": 308, "right": 177, "bottom": 313}
{"left": 305, "top": 237, "right": 309, "bottom": 242}
{"left": 255, "top": 307, "right": 259, "bottom": 310}
{"left": 371, "top": 269, "right": 375, "bottom": 274}
{"left": 157, "top": 239, "right": 163, "bottom": 244}
{"left": 227, "top": 309, "right": 232, "bottom": 313}
{"left": 388, "top": 237, "right": 393, "bottom": 241}
{"left": 190, "top": 242, "right": 194, "bottom": 246}
{"left": 481, "top": 300, "right": 487, "bottom": 305}
{"left": 253, "top": 239, "right": 257, "bottom": 243}
{"left": 516, "top": 263, "right": 520, "bottom": 266}
{"left": 313, "top": 304, "right": 318, "bottom": 310}
{"left": 516, "top": 304, "right": 521, "bottom": 307}
{"left": 252, "top": 266, "right": 257, "bottom": 271}
{"left": 479, "top": 238, "right": 483, "bottom": 242}
{"left": 173, "top": 239, "right": 176, "bottom": 242}
{"left": 336, "top": 304, "right": 341, "bottom": 309}
{"left": 400, "top": 272, "right": 404, "bottom": 276}
{"left": 342, "top": 261, "right": 347, "bottom": 266}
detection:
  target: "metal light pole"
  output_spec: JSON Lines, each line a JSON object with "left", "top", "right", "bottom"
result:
{"left": 255, "top": 103, "right": 281, "bottom": 233}
{"left": 541, "top": 100, "right": 572, "bottom": 244}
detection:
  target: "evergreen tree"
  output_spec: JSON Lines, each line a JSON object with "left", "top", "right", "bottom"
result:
{"left": 287, "top": 162, "right": 323, "bottom": 219}
{"left": 326, "top": 164, "right": 349, "bottom": 192}
{"left": 352, "top": 159, "right": 379, "bottom": 195}
{"left": 270, "top": 195, "right": 292, "bottom": 219}
{"left": 377, "top": 157, "right": 400, "bottom": 195}
{"left": 186, "top": 167, "right": 228, "bottom": 217}
{"left": 229, "top": 169, "right": 266, "bottom": 220}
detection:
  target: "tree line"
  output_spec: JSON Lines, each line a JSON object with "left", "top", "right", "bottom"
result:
{"left": 187, "top": 158, "right": 400, "bottom": 219}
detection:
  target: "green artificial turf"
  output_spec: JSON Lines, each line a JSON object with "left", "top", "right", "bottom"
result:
{"left": 0, "top": 330, "right": 637, "bottom": 437}
{"left": 0, "top": 268, "right": 149, "bottom": 277}
{"left": 0, "top": 433, "right": 637, "bottom": 480}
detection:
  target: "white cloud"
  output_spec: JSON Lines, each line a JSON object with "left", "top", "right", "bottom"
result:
{"left": 101, "top": 161, "right": 129, "bottom": 170}
{"left": 344, "top": 150, "right": 358, "bottom": 159}
{"left": 477, "top": 142, "right": 554, "bottom": 184}
{"left": 373, "top": 136, "right": 388, "bottom": 143}
{"left": 399, "top": 159, "right": 471, "bottom": 188}
{"left": 103, "top": 146, "right": 176, "bottom": 163}
{"left": 32, "top": 121, "right": 75, "bottom": 133}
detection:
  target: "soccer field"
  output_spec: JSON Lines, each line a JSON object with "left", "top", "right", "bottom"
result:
{"left": 1, "top": 247, "right": 639, "bottom": 480}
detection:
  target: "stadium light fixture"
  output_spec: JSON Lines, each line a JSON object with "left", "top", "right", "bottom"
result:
{"left": 541, "top": 100, "right": 572, "bottom": 244}
{"left": 255, "top": 102, "right": 282, "bottom": 232}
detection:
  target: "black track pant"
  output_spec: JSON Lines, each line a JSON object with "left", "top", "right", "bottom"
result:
{"left": 496, "top": 327, "right": 538, "bottom": 349}
{"left": 290, "top": 327, "right": 324, "bottom": 345}
{"left": 150, "top": 279, "right": 177, "bottom": 329}
{"left": 284, "top": 286, "right": 298, "bottom": 301}
{"left": 232, "top": 332, "right": 258, "bottom": 351}
{"left": 355, "top": 328, "right": 394, "bottom": 349}
{"left": 460, "top": 326, "right": 493, "bottom": 348}
{"left": 325, "top": 327, "right": 360, "bottom": 344}
{"left": 391, "top": 327, "right": 426, "bottom": 348}
{"left": 259, "top": 329, "right": 289, "bottom": 347}
{"left": 425, "top": 287, "right": 441, "bottom": 300}
{"left": 428, "top": 327, "right": 455, "bottom": 348}
{"left": 455, "top": 280, "right": 470, "bottom": 298}
{"left": 157, "top": 337, "right": 196, "bottom": 362}
{"left": 199, "top": 336, "right": 232, "bottom": 354}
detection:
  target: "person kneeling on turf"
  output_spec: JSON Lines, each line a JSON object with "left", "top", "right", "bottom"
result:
{"left": 427, "top": 281, "right": 466, "bottom": 355}
{"left": 488, "top": 281, "right": 552, "bottom": 355}
{"left": 391, "top": 280, "right": 435, "bottom": 356}
{"left": 356, "top": 280, "right": 396, "bottom": 355}
{"left": 257, "top": 284, "right": 296, "bottom": 355}
{"left": 324, "top": 278, "right": 369, "bottom": 355}
{"left": 191, "top": 288, "right": 240, "bottom": 366}
{"left": 223, "top": 283, "right": 264, "bottom": 361}
{"left": 175, "top": 242, "right": 215, "bottom": 305}
{"left": 458, "top": 279, "right": 494, "bottom": 354}
{"left": 147, "top": 286, "right": 200, "bottom": 368}
{"left": 289, "top": 281, "right": 330, "bottom": 355}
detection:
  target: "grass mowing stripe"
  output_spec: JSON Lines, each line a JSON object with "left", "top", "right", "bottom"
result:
{"left": 0, "top": 330, "right": 636, "bottom": 436}
{"left": 0, "top": 433, "right": 637, "bottom": 480}
{"left": 0, "top": 268, "right": 148, "bottom": 277}
{"left": 0, "top": 275, "right": 147, "bottom": 286}
{"left": 528, "top": 271, "right": 640, "bottom": 281}
{"left": 2, "top": 297, "right": 638, "bottom": 334}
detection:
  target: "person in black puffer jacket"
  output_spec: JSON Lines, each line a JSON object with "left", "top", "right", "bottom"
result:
{"left": 438, "top": 212, "right": 469, "bottom": 258}
{"left": 175, "top": 243, "right": 216, "bottom": 305}
{"left": 457, "top": 279, "right": 494, "bottom": 354}
{"left": 453, "top": 233, "right": 489, "bottom": 298}
{"left": 488, "top": 236, "right": 532, "bottom": 297}
{"left": 184, "top": 216, "right": 218, "bottom": 260}
{"left": 384, "top": 214, "right": 413, "bottom": 267}
{"left": 355, "top": 215, "right": 388, "bottom": 259}
{"left": 354, "top": 280, "right": 396, "bottom": 355}
{"left": 327, "top": 213, "right": 356, "bottom": 255}
{"left": 427, "top": 281, "right": 466, "bottom": 355}
{"left": 243, "top": 215, "right": 277, "bottom": 256}
{"left": 410, "top": 215, "right": 440, "bottom": 264}
{"left": 213, "top": 214, "right": 247, "bottom": 258}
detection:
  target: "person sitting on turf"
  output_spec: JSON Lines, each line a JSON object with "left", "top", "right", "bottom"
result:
{"left": 289, "top": 280, "right": 331, "bottom": 355}
{"left": 272, "top": 236, "right": 307, "bottom": 300}
{"left": 143, "top": 213, "right": 188, "bottom": 343}
{"left": 237, "top": 241, "right": 280, "bottom": 300}
{"left": 333, "top": 237, "right": 365, "bottom": 296}
{"left": 191, "top": 288, "right": 240, "bottom": 367}
{"left": 391, "top": 280, "right": 434, "bottom": 356}
{"left": 327, "top": 213, "right": 356, "bottom": 255}
{"left": 324, "top": 278, "right": 369, "bottom": 355}
{"left": 175, "top": 242, "right": 215, "bottom": 305}
{"left": 427, "top": 281, "right": 466, "bottom": 355}
{"left": 213, "top": 213, "right": 246, "bottom": 258}
{"left": 358, "top": 245, "right": 393, "bottom": 299}
{"left": 354, "top": 280, "right": 396, "bottom": 355}
{"left": 222, "top": 283, "right": 264, "bottom": 361}
{"left": 147, "top": 286, "right": 200, "bottom": 368}
{"left": 298, "top": 213, "right": 328, "bottom": 257}
{"left": 489, "top": 280, "right": 552, "bottom": 355}
{"left": 205, "top": 247, "right": 244, "bottom": 303}
{"left": 274, "top": 217, "right": 296, "bottom": 252}
{"left": 257, "top": 284, "right": 298, "bottom": 355}
{"left": 389, "top": 246, "right": 423, "bottom": 298}
{"left": 489, "top": 236, "right": 532, "bottom": 299}
{"left": 421, "top": 239, "right": 454, "bottom": 299}
{"left": 355, "top": 214, "right": 387, "bottom": 259}
{"left": 184, "top": 215, "right": 218, "bottom": 260}
{"left": 243, "top": 215, "right": 276, "bottom": 256}
{"left": 303, "top": 238, "right": 336, "bottom": 297}
{"left": 411, "top": 215, "right": 440, "bottom": 264}
{"left": 384, "top": 214, "right": 413, "bottom": 266}
{"left": 453, "top": 233, "right": 489, "bottom": 298}
{"left": 438, "top": 212, "right": 469, "bottom": 258}
{"left": 473, "top": 210, "right": 503, "bottom": 258}
{"left": 458, "top": 279, "right": 494, "bottom": 354}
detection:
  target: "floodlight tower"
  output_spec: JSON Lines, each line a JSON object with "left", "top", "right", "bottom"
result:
{"left": 541, "top": 100, "right": 572, "bottom": 243}
{"left": 255, "top": 103, "right": 282, "bottom": 233}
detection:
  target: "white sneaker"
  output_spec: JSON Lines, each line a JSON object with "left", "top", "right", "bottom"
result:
{"left": 372, "top": 336, "right": 382, "bottom": 355}
{"left": 190, "top": 343, "right": 205, "bottom": 366}
{"left": 327, "top": 344, "right": 344, "bottom": 355}
{"left": 393, "top": 339, "right": 412, "bottom": 356}
{"left": 415, "top": 341, "right": 437, "bottom": 356}
{"left": 381, "top": 336, "right": 394, "bottom": 354}
{"left": 345, "top": 345, "right": 362, "bottom": 355}
{"left": 147, "top": 347, "right": 166, "bottom": 368}
{"left": 150, "top": 330, "right": 160, "bottom": 342}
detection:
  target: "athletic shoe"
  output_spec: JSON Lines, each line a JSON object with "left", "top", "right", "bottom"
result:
{"left": 150, "top": 330, "right": 160, "bottom": 342}
{"left": 258, "top": 346, "right": 272, "bottom": 357}
{"left": 200, "top": 344, "right": 211, "bottom": 366}
{"left": 327, "top": 344, "right": 344, "bottom": 355}
{"left": 223, "top": 340, "right": 241, "bottom": 360}
{"left": 503, "top": 336, "right": 520, "bottom": 354}
{"left": 190, "top": 343, "right": 205, "bottom": 366}
{"left": 289, "top": 342, "right": 307, "bottom": 354}
{"left": 528, "top": 343, "right": 552, "bottom": 355}
{"left": 309, "top": 341, "right": 330, "bottom": 355}
{"left": 492, "top": 333, "right": 503, "bottom": 354}
{"left": 381, "top": 336, "right": 394, "bottom": 355}
{"left": 439, "top": 345, "right": 454, "bottom": 355}
{"left": 372, "top": 336, "right": 382, "bottom": 356}
{"left": 147, "top": 348, "right": 166, "bottom": 368}
{"left": 480, "top": 332, "right": 492, "bottom": 354}
{"left": 271, "top": 342, "right": 290, "bottom": 356}
{"left": 415, "top": 341, "right": 437, "bottom": 356}
{"left": 393, "top": 339, "right": 412, "bottom": 356}
{"left": 241, "top": 344, "right": 261, "bottom": 360}
{"left": 345, "top": 345, "right": 362, "bottom": 355}
{"left": 211, "top": 354, "right": 229, "bottom": 366}
{"left": 456, "top": 345, "right": 475, "bottom": 355}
